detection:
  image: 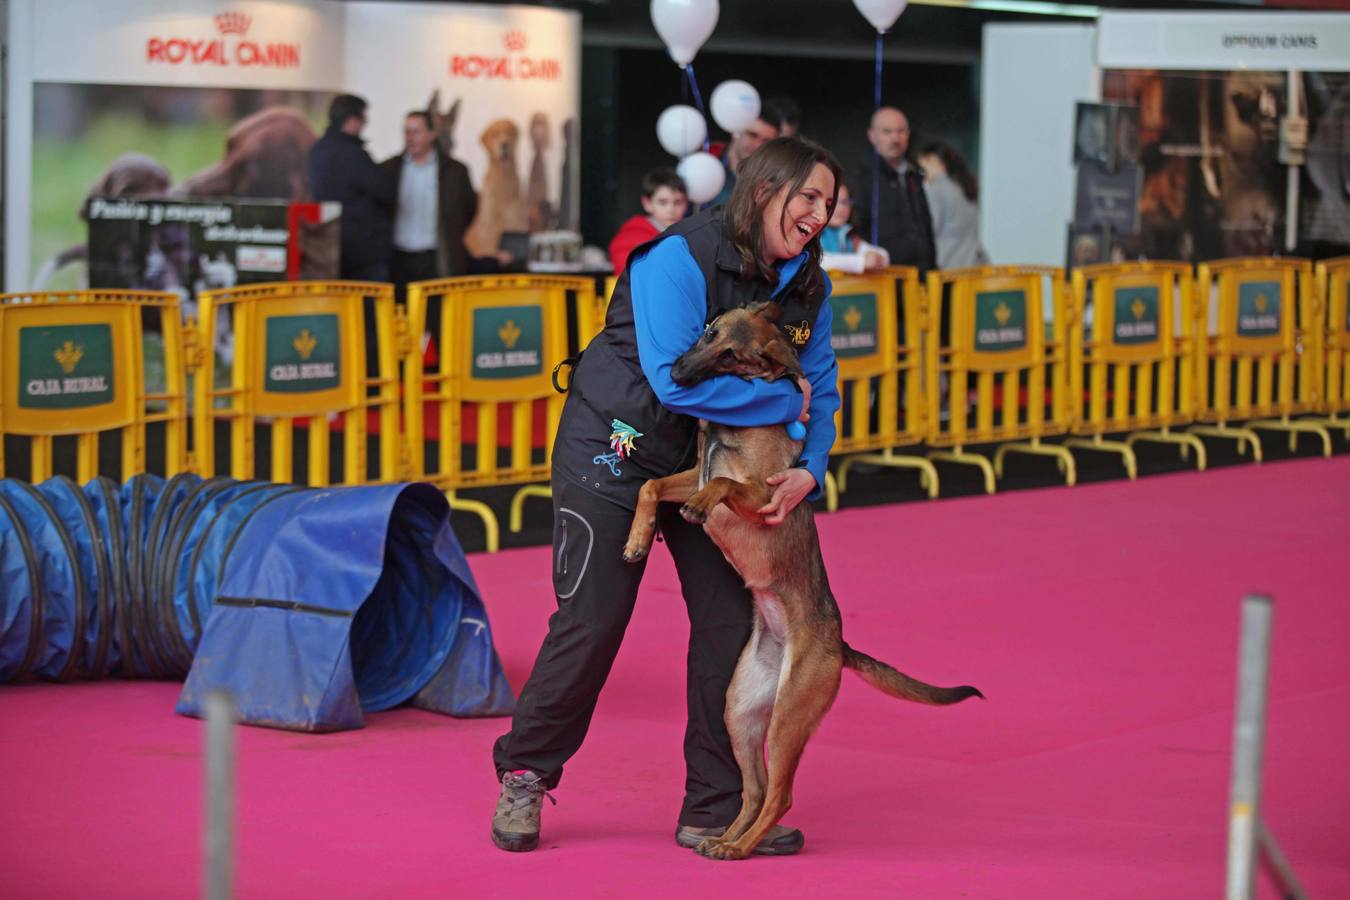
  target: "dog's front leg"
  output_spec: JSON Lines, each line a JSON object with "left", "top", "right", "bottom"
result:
{"left": 679, "top": 477, "right": 774, "bottom": 526}
{"left": 622, "top": 467, "right": 699, "bottom": 562}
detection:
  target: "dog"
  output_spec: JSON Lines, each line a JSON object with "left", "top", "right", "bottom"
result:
{"left": 621, "top": 302, "right": 982, "bottom": 861}
{"left": 171, "top": 106, "right": 316, "bottom": 202}
{"left": 465, "top": 118, "right": 528, "bottom": 258}
{"left": 427, "top": 89, "right": 462, "bottom": 155}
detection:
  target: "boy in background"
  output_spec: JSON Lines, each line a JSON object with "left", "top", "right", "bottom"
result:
{"left": 608, "top": 169, "right": 688, "bottom": 273}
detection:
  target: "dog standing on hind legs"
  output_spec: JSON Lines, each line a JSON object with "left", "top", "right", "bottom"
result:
{"left": 622, "top": 301, "right": 982, "bottom": 861}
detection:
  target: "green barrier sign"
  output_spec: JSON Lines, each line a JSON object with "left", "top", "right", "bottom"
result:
{"left": 1237, "top": 281, "right": 1281, "bottom": 337}
{"left": 18, "top": 324, "right": 115, "bottom": 409}
{"left": 265, "top": 314, "right": 341, "bottom": 393}
{"left": 974, "top": 290, "right": 1027, "bottom": 352}
{"left": 829, "top": 293, "right": 878, "bottom": 359}
{"left": 1113, "top": 286, "right": 1160, "bottom": 345}
{"left": 472, "top": 306, "right": 543, "bottom": 379}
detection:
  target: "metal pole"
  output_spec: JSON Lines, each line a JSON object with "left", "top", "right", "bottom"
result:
{"left": 204, "top": 692, "right": 236, "bottom": 900}
{"left": 1225, "top": 595, "right": 1271, "bottom": 900}
{"left": 1259, "top": 822, "right": 1309, "bottom": 900}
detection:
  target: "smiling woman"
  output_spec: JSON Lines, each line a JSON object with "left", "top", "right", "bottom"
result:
{"left": 489, "top": 137, "right": 845, "bottom": 857}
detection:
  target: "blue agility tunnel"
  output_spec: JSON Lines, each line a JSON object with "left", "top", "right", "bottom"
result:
{"left": 0, "top": 475, "right": 513, "bottom": 731}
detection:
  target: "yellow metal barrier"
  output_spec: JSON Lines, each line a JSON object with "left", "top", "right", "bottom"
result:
{"left": 1190, "top": 257, "right": 1329, "bottom": 459}
{"left": 405, "top": 275, "right": 595, "bottom": 551}
{"left": 1312, "top": 256, "right": 1350, "bottom": 439}
{"left": 194, "top": 281, "right": 403, "bottom": 485}
{"left": 1068, "top": 262, "right": 1207, "bottom": 477}
{"left": 1, "top": 290, "right": 189, "bottom": 481}
{"left": 829, "top": 267, "right": 937, "bottom": 503}
{"left": 924, "top": 266, "right": 1074, "bottom": 493}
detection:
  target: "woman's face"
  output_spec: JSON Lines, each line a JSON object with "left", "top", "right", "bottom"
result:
{"left": 760, "top": 163, "right": 835, "bottom": 262}
{"left": 918, "top": 153, "right": 944, "bottom": 182}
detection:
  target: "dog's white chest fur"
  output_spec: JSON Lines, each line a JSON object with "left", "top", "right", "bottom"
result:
{"left": 751, "top": 589, "right": 788, "bottom": 638}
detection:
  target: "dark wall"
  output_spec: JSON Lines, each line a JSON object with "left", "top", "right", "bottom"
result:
{"left": 580, "top": 46, "right": 981, "bottom": 250}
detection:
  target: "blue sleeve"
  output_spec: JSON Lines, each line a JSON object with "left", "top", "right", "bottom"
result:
{"left": 631, "top": 237, "right": 804, "bottom": 425}
{"left": 796, "top": 274, "right": 840, "bottom": 500}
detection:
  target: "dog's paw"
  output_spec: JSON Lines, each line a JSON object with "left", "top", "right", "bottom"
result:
{"left": 696, "top": 838, "right": 749, "bottom": 861}
{"left": 621, "top": 542, "right": 649, "bottom": 563}
{"left": 680, "top": 501, "right": 709, "bottom": 525}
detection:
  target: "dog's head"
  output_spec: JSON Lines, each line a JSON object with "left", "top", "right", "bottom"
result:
{"left": 671, "top": 302, "right": 804, "bottom": 387}
{"left": 427, "top": 89, "right": 461, "bottom": 154}
{"left": 480, "top": 118, "right": 519, "bottom": 163}
{"left": 172, "top": 106, "right": 316, "bottom": 202}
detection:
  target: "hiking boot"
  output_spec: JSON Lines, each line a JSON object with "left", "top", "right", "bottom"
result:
{"left": 491, "top": 770, "right": 555, "bottom": 852}
{"left": 674, "top": 823, "right": 805, "bottom": 856}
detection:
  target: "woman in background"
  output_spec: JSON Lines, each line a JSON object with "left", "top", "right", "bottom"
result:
{"left": 918, "top": 142, "right": 988, "bottom": 269}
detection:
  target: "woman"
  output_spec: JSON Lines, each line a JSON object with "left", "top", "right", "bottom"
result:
{"left": 491, "top": 138, "right": 843, "bottom": 856}
{"left": 918, "top": 141, "right": 989, "bottom": 269}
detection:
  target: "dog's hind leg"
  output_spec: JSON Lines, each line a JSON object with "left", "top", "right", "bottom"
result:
{"left": 700, "top": 642, "right": 842, "bottom": 861}
{"left": 622, "top": 467, "right": 699, "bottom": 562}
{"left": 698, "top": 622, "right": 782, "bottom": 854}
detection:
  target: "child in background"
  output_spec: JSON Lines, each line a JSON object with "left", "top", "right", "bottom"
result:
{"left": 819, "top": 183, "right": 889, "bottom": 274}
{"left": 608, "top": 169, "right": 689, "bottom": 273}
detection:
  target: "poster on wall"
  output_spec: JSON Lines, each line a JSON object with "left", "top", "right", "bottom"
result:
{"left": 1301, "top": 71, "right": 1350, "bottom": 257}
{"left": 30, "top": 83, "right": 334, "bottom": 293}
{"left": 344, "top": 2, "right": 582, "bottom": 258}
{"left": 1102, "top": 69, "right": 1287, "bottom": 261}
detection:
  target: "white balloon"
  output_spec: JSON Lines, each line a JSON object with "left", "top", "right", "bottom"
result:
{"left": 852, "top": 0, "right": 907, "bottom": 33}
{"left": 676, "top": 152, "right": 726, "bottom": 204}
{"left": 709, "top": 80, "right": 761, "bottom": 135}
{"left": 651, "top": 0, "right": 719, "bottom": 67}
{"left": 655, "top": 105, "right": 707, "bottom": 157}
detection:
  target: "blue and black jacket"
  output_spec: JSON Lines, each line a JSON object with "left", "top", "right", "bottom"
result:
{"left": 552, "top": 207, "right": 840, "bottom": 511}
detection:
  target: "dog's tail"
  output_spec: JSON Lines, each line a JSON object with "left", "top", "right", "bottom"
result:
{"left": 842, "top": 642, "right": 983, "bottom": 706}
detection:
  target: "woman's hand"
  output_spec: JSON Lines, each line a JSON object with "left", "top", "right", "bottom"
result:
{"left": 757, "top": 468, "right": 816, "bottom": 525}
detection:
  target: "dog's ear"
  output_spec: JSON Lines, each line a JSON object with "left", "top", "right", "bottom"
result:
{"left": 758, "top": 335, "right": 804, "bottom": 382}
{"left": 747, "top": 300, "right": 783, "bottom": 323}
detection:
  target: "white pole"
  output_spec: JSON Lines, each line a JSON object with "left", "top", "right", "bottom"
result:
{"left": 204, "top": 692, "right": 236, "bottom": 900}
{"left": 1225, "top": 595, "right": 1271, "bottom": 900}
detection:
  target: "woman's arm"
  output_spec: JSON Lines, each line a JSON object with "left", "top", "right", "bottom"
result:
{"left": 631, "top": 236, "right": 805, "bottom": 426}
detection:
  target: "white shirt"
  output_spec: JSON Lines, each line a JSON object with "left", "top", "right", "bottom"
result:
{"left": 393, "top": 152, "right": 438, "bottom": 252}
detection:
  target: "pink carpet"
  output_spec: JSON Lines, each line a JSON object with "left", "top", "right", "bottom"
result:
{"left": 2, "top": 459, "right": 1348, "bottom": 898}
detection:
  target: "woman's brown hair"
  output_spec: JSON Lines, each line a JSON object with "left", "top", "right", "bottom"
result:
{"left": 724, "top": 137, "right": 843, "bottom": 301}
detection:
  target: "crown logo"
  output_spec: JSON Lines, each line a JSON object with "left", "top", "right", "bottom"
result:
{"left": 215, "top": 12, "right": 251, "bottom": 35}
{"left": 293, "top": 329, "right": 317, "bottom": 360}
{"left": 844, "top": 305, "right": 863, "bottom": 332}
{"left": 994, "top": 301, "right": 1012, "bottom": 326}
{"left": 1131, "top": 297, "right": 1146, "bottom": 321}
{"left": 54, "top": 341, "right": 83, "bottom": 374}
{"left": 498, "top": 319, "right": 522, "bottom": 349}
{"left": 1254, "top": 293, "right": 1269, "bottom": 313}
{"left": 504, "top": 30, "right": 527, "bottom": 52}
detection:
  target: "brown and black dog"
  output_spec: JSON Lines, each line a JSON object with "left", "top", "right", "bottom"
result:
{"left": 622, "top": 302, "right": 981, "bottom": 861}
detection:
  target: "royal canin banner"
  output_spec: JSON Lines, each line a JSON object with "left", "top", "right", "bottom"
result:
{"left": 28, "top": 0, "right": 342, "bottom": 89}
{"left": 346, "top": 2, "right": 582, "bottom": 236}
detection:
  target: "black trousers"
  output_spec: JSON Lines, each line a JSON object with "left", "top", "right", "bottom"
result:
{"left": 492, "top": 476, "right": 754, "bottom": 827}
{"left": 391, "top": 248, "right": 439, "bottom": 305}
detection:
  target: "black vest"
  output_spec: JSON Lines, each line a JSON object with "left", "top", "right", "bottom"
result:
{"left": 553, "top": 208, "right": 825, "bottom": 510}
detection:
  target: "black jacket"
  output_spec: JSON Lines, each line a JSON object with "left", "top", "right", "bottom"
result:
{"left": 307, "top": 128, "right": 396, "bottom": 274}
{"left": 850, "top": 157, "right": 937, "bottom": 275}
{"left": 551, "top": 208, "right": 826, "bottom": 510}
{"left": 380, "top": 152, "right": 478, "bottom": 277}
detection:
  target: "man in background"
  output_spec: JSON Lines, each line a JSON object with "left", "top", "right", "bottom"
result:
{"left": 850, "top": 106, "right": 936, "bottom": 274}
{"left": 381, "top": 110, "right": 478, "bottom": 299}
{"left": 307, "top": 94, "right": 396, "bottom": 281}
{"left": 709, "top": 99, "right": 790, "bottom": 207}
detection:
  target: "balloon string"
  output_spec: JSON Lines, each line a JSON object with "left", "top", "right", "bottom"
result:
{"left": 871, "top": 32, "right": 883, "bottom": 247}
{"left": 684, "top": 64, "right": 711, "bottom": 152}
